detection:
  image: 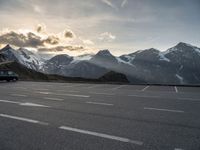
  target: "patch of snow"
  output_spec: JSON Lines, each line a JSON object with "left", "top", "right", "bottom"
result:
{"left": 176, "top": 74, "right": 184, "bottom": 84}
{"left": 194, "top": 48, "right": 200, "bottom": 54}
{"left": 159, "top": 52, "right": 170, "bottom": 62}
{"left": 71, "top": 54, "right": 93, "bottom": 64}
{"left": 17, "top": 48, "right": 45, "bottom": 69}
{"left": 179, "top": 65, "right": 183, "bottom": 71}
{"left": 116, "top": 57, "right": 134, "bottom": 66}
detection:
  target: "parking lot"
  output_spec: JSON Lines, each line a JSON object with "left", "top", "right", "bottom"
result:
{"left": 0, "top": 81, "right": 200, "bottom": 150}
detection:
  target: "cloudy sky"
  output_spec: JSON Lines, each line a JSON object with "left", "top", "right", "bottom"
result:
{"left": 0, "top": 0, "right": 199, "bottom": 56}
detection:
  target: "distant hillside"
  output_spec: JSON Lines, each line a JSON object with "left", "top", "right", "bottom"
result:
{"left": 0, "top": 61, "right": 94, "bottom": 82}
{"left": 1, "top": 42, "right": 200, "bottom": 85}
{"left": 0, "top": 61, "right": 129, "bottom": 84}
{"left": 99, "top": 71, "right": 129, "bottom": 83}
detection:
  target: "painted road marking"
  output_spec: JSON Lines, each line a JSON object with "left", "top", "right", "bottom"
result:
{"left": 0, "top": 99, "right": 50, "bottom": 108}
{"left": 112, "top": 85, "right": 127, "bottom": 90}
{"left": 37, "top": 91, "right": 90, "bottom": 98}
{"left": 141, "top": 86, "right": 150, "bottom": 91}
{"left": 128, "top": 95, "right": 160, "bottom": 98}
{"left": 144, "top": 107, "right": 184, "bottom": 113}
{"left": 86, "top": 101, "right": 114, "bottom": 106}
{"left": 90, "top": 92, "right": 115, "bottom": 96}
{"left": 59, "top": 126, "right": 143, "bottom": 145}
{"left": 20, "top": 102, "right": 50, "bottom": 108}
{"left": 0, "top": 114, "right": 48, "bottom": 125}
{"left": 11, "top": 94, "right": 27, "bottom": 97}
{"left": 37, "top": 92, "right": 50, "bottom": 94}
{"left": 0, "top": 99, "right": 20, "bottom": 104}
{"left": 174, "top": 148, "right": 184, "bottom": 150}
{"left": 56, "top": 90, "right": 79, "bottom": 93}
{"left": 54, "top": 93, "right": 90, "bottom": 98}
{"left": 175, "top": 86, "right": 178, "bottom": 93}
{"left": 44, "top": 97, "right": 64, "bottom": 101}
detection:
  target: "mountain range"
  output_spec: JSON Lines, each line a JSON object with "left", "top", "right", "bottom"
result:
{"left": 0, "top": 42, "right": 200, "bottom": 85}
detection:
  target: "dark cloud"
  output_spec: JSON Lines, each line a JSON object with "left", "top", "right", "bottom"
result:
{"left": 36, "top": 24, "right": 46, "bottom": 33}
{"left": 43, "top": 35, "right": 60, "bottom": 45}
{"left": 37, "top": 26, "right": 42, "bottom": 33}
{"left": 64, "top": 30, "right": 74, "bottom": 38}
{"left": 0, "top": 31, "right": 61, "bottom": 48}
{"left": 0, "top": 31, "right": 44, "bottom": 48}
{"left": 38, "top": 45, "right": 84, "bottom": 52}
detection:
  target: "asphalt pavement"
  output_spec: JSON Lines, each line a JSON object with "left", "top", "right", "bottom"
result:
{"left": 0, "top": 81, "right": 200, "bottom": 150}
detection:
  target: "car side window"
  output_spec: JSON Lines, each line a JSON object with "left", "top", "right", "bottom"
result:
{"left": 0, "top": 71, "right": 5, "bottom": 75}
{"left": 8, "top": 71, "right": 14, "bottom": 75}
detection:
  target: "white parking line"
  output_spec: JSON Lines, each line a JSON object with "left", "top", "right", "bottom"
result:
{"left": 43, "top": 97, "right": 64, "bottom": 101}
{"left": 0, "top": 99, "right": 50, "bottom": 108}
{"left": 86, "top": 101, "right": 114, "bottom": 106}
{"left": 59, "top": 126, "right": 143, "bottom": 145}
{"left": 128, "top": 95, "right": 160, "bottom": 98}
{"left": 112, "top": 85, "right": 127, "bottom": 90}
{"left": 174, "top": 148, "right": 184, "bottom": 150}
{"left": 90, "top": 92, "right": 115, "bottom": 96}
{"left": 20, "top": 102, "right": 50, "bottom": 108}
{"left": 37, "top": 91, "right": 90, "bottom": 98}
{"left": 0, "top": 114, "right": 48, "bottom": 125}
{"left": 54, "top": 93, "right": 90, "bottom": 98}
{"left": 141, "top": 86, "right": 150, "bottom": 91}
{"left": 37, "top": 92, "right": 90, "bottom": 98}
{"left": 37, "top": 91, "right": 50, "bottom": 94}
{"left": 0, "top": 99, "right": 21, "bottom": 104}
{"left": 174, "top": 86, "right": 178, "bottom": 93}
{"left": 144, "top": 107, "right": 184, "bottom": 113}
{"left": 11, "top": 94, "right": 27, "bottom": 97}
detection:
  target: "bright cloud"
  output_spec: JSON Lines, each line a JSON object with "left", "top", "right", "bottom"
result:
{"left": 99, "top": 32, "right": 116, "bottom": 42}
{"left": 0, "top": 26, "right": 96, "bottom": 55}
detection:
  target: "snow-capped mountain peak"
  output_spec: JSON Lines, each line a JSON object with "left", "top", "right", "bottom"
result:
{"left": 1, "top": 42, "right": 200, "bottom": 85}
{"left": 1, "top": 44, "right": 12, "bottom": 50}
{"left": 0, "top": 45, "right": 44, "bottom": 70}
{"left": 95, "top": 49, "right": 113, "bottom": 56}
{"left": 164, "top": 42, "right": 200, "bottom": 55}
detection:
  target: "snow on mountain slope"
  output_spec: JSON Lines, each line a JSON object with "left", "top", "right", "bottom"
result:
{"left": 0, "top": 45, "right": 44, "bottom": 70}
{"left": 158, "top": 52, "right": 170, "bottom": 62}
{"left": 71, "top": 54, "right": 94, "bottom": 64}
{"left": 1, "top": 42, "right": 200, "bottom": 85}
{"left": 17, "top": 48, "right": 45, "bottom": 69}
{"left": 116, "top": 57, "right": 134, "bottom": 66}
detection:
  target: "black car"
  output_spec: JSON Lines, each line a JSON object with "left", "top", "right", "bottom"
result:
{"left": 0, "top": 70, "right": 19, "bottom": 82}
